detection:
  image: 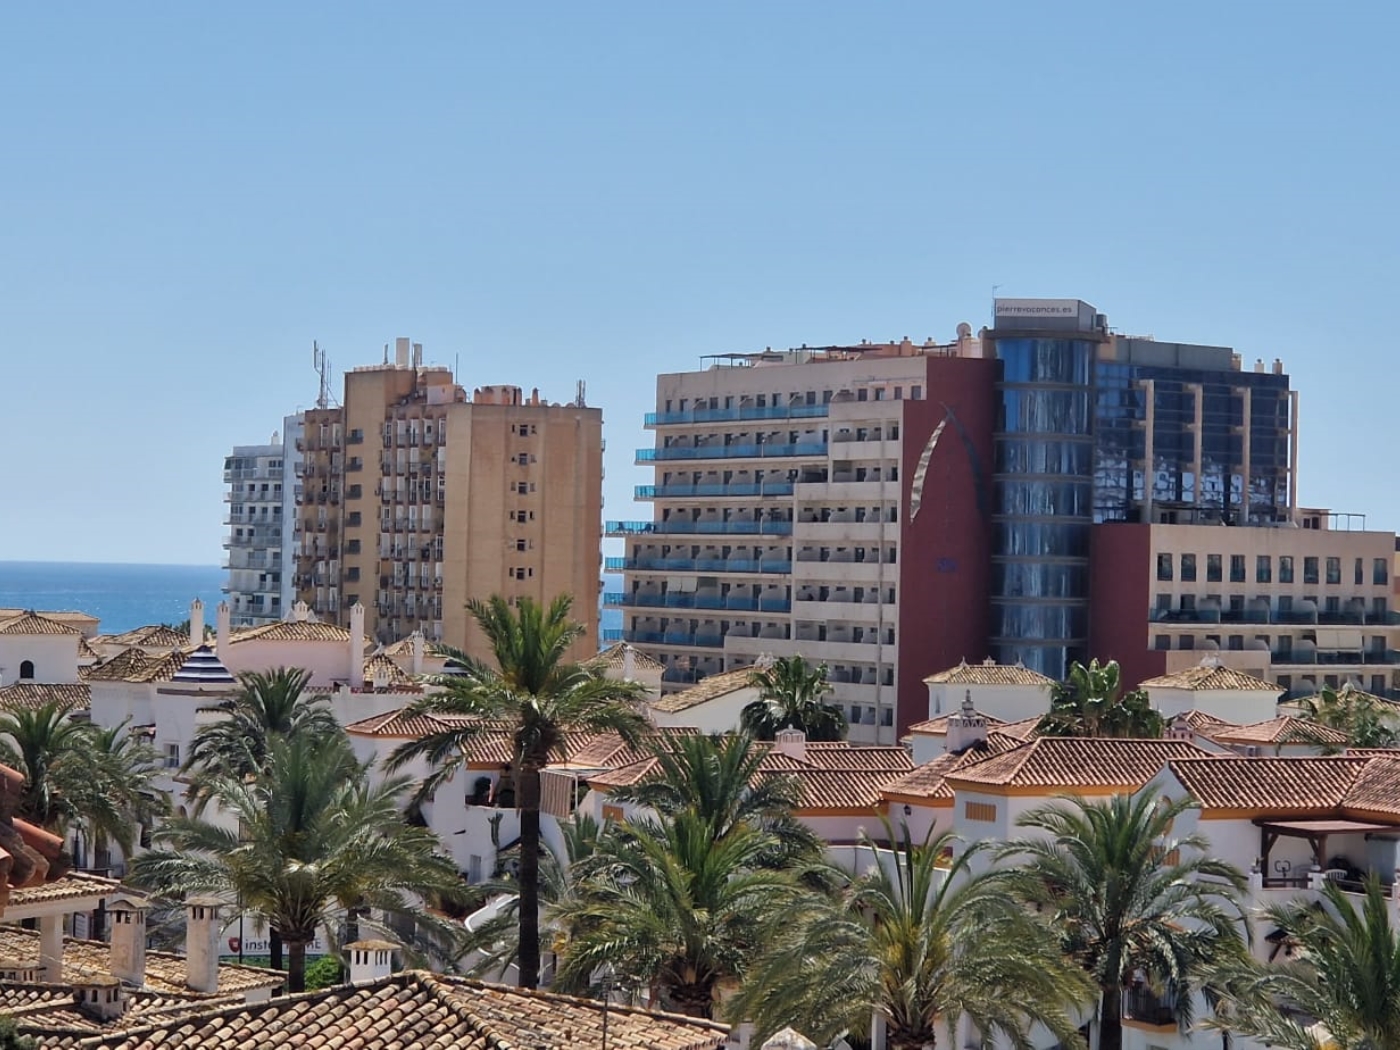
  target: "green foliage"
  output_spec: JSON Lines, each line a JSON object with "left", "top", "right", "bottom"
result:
{"left": 386, "top": 594, "right": 650, "bottom": 989}
{"left": 0, "top": 703, "right": 166, "bottom": 854}
{"left": 301, "top": 953, "right": 345, "bottom": 991}
{"left": 730, "top": 822, "right": 1094, "bottom": 1048}
{"left": 1298, "top": 683, "right": 1400, "bottom": 750}
{"left": 130, "top": 732, "right": 466, "bottom": 993}
{"left": 997, "top": 791, "right": 1249, "bottom": 1050}
{"left": 0, "top": 1016, "right": 37, "bottom": 1050}
{"left": 1036, "top": 659, "right": 1164, "bottom": 739}
{"left": 741, "top": 655, "right": 847, "bottom": 742}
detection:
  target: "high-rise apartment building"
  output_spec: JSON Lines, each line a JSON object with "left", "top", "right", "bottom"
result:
{"left": 293, "top": 338, "right": 602, "bottom": 661}
{"left": 613, "top": 300, "right": 1311, "bottom": 741}
{"left": 223, "top": 438, "right": 297, "bottom": 627}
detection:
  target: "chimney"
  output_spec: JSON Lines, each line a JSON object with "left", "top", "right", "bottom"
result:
{"left": 1166, "top": 714, "right": 1195, "bottom": 744}
{"left": 945, "top": 691, "right": 988, "bottom": 754}
{"left": 72, "top": 974, "right": 127, "bottom": 1022}
{"left": 622, "top": 644, "right": 636, "bottom": 682}
{"left": 108, "top": 895, "right": 149, "bottom": 987}
{"left": 346, "top": 939, "right": 397, "bottom": 984}
{"left": 184, "top": 897, "right": 223, "bottom": 993}
{"left": 349, "top": 603, "right": 366, "bottom": 687}
{"left": 773, "top": 727, "right": 807, "bottom": 764}
{"left": 292, "top": 600, "right": 310, "bottom": 623}
{"left": 188, "top": 598, "right": 204, "bottom": 648}
{"left": 215, "top": 601, "right": 231, "bottom": 662}
{"left": 410, "top": 631, "right": 425, "bottom": 676}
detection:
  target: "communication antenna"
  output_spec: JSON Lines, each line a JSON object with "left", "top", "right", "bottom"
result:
{"left": 575, "top": 380, "right": 586, "bottom": 407}
{"left": 313, "top": 341, "right": 332, "bottom": 410}
{"left": 991, "top": 284, "right": 1002, "bottom": 327}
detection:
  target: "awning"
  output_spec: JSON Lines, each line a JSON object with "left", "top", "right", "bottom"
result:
{"left": 1255, "top": 819, "right": 1396, "bottom": 835}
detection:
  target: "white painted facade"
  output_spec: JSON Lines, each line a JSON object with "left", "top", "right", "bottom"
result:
{"left": 0, "top": 631, "right": 80, "bottom": 686}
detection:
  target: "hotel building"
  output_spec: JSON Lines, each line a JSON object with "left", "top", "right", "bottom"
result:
{"left": 222, "top": 436, "right": 298, "bottom": 628}
{"left": 292, "top": 339, "right": 602, "bottom": 660}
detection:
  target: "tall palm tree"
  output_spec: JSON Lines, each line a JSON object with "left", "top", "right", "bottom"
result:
{"left": 1298, "top": 683, "right": 1399, "bottom": 749}
{"left": 608, "top": 731, "right": 823, "bottom": 868}
{"left": 741, "top": 655, "right": 847, "bottom": 741}
{"left": 1208, "top": 876, "right": 1400, "bottom": 1050}
{"left": 0, "top": 704, "right": 163, "bottom": 855}
{"left": 731, "top": 823, "right": 1094, "bottom": 1049}
{"left": 386, "top": 594, "right": 650, "bottom": 989}
{"left": 131, "top": 733, "right": 465, "bottom": 993}
{"left": 182, "top": 667, "right": 338, "bottom": 804}
{"left": 998, "top": 791, "right": 1249, "bottom": 1050}
{"left": 1036, "top": 658, "right": 1164, "bottom": 739}
{"left": 551, "top": 809, "right": 805, "bottom": 1017}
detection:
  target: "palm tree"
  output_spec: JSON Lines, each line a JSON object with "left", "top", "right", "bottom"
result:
{"left": 741, "top": 655, "right": 847, "bottom": 741}
{"left": 1298, "top": 683, "right": 1399, "bottom": 749}
{"left": 551, "top": 809, "right": 806, "bottom": 1017}
{"left": 130, "top": 733, "right": 465, "bottom": 993}
{"left": 1036, "top": 658, "right": 1164, "bottom": 739}
{"left": 1208, "top": 876, "right": 1400, "bottom": 1050}
{"left": 386, "top": 594, "right": 650, "bottom": 989}
{"left": 730, "top": 823, "right": 1094, "bottom": 1048}
{"left": 182, "top": 667, "right": 339, "bottom": 804}
{"left": 608, "top": 731, "right": 823, "bottom": 868}
{"left": 998, "top": 791, "right": 1249, "bottom": 1050}
{"left": 0, "top": 704, "right": 163, "bottom": 855}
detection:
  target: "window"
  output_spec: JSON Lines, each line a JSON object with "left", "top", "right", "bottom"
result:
{"left": 1304, "top": 557, "right": 1319, "bottom": 585}
{"left": 1154, "top": 634, "right": 1171, "bottom": 650}
{"left": 880, "top": 707, "right": 893, "bottom": 727}
{"left": 516, "top": 539, "right": 527, "bottom": 552}
{"left": 1256, "top": 555, "right": 1271, "bottom": 584}
{"left": 517, "top": 453, "right": 529, "bottom": 466}
{"left": 164, "top": 744, "right": 181, "bottom": 769}
{"left": 468, "top": 855, "right": 482, "bottom": 883}
{"left": 1376, "top": 559, "right": 1390, "bottom": 585}
{"left": 911, "top": 385, "right": 923, "bottom": 399}
{"left": 1356, "top": 558, "right": 1365, "bottom": 586}
{"left": 1230, "top": 555, "right": 1246, "bottom": 583}
{"left": 1326, "top": 557, "right": 1341, "bottom": 585}
{"left": 1180, "top": 554, "right": 1197, "bottom": 582}
{"left": 1206, "top": 554, "right": 1222, "bottom": 582}
{"left": 1279, "top": 556, "right": 1294, "bottom": 583}
{"left": 964, "top": 801, "right": 998, "bottom": 822}
{"left": 1156, "top": 554, "right": 1173, "bottom": 581}
{"left": 18, "top": 660, "right": 34, "bottom": 680}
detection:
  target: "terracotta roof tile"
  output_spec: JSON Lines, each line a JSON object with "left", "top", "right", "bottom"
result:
{"left": 585, "top": 642, "right": 666, "bottom": 673}
{"left": 128, "top": 648, "right": 199, "bottom": 684}
{"left": 1174, "top": 709, "right": 1235, "bottom": 731}
{"left": 51, "top": 971, "right": 727, "bottom": 1050}
{"left": 1166, "top": 755, "right": 1373, "bottom": 812}
{"left": 880, "top": 752, "right": 966, "bottom": 801}
{"left": 0, "top": 683, "right": 91, "bottom": 713}
{"left": 105, "top": 626, "right": 190, "bottom": 649}
{"left": 949, "top": 738, "right": 1210, "bottom": 790}
{"left": 0, "top": 613, "right": 81, "bottom": 637}
{"left": 229, "top": 620, "right": 353, "bottom": 644}
{"left": 0, "top": 609, "right": 98, "bottom": 630}
{"left": 1141, "top": 664, "right": 1280, "bottom": 692}
{"left": 996, "top": 716, "right": 1043, "bottom": 741}
{"left": 650, "top": 667, "right": 755, "bottom": 713}
{"left": 922, "top": 660, "right": 1055, "bottom": 687}
{"left": 5, "top": 872, "right": 118, "bottom": 908}
{"left": 907, "top": 711, "right": 1006, "bottom": 735}
{"left": 1209, "top": 716, "right": 1348, "bottom": 747}
{"left": 81, "top": 648, "right": 151, "bottom": 682}
{"left": 77, "top": 638, "right": 100, "bottom": 662}
{"left": 363, "top": 653, "right": 413, "bottom": 687}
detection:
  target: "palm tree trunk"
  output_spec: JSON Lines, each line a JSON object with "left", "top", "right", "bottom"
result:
{"left": 288, "top": 939, "right": 308, "bottom": 994}
{"left": 1100, "top": 984, "right": 1123, "bottom": 1050}
{"left": 270, "top": 927, "right": 283, "bottom": 972}
{"left": 517, "top": 762, "right": 542, "bottom": 989}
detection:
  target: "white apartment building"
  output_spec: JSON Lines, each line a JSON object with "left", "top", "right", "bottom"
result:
{"left": 610, "top": 331, "right": 985, "bottom": 744}
{"left": 223, "top": 429, "right": 301, "bottom": 628}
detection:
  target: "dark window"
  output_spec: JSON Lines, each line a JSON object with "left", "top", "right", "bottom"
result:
{"left": 1326, "top": 557, "right": 1341, "bottom": 585}
{"left": 1154, "top": 634, "right": 1171, "bottom": 650}
{"left": 1375, "top": 559, "right": 1390, "bottom": 585}
{"left": 1180, "top": 554, "right": 1197, "bottom": 582}
{"left": 1279, "top": 556, "right": 1294, "bottom": 583}
{"left": 1157, "top": 553, "right": 1173, "bottom": 581}
{"left": 18, "top": 660, "right": 34, "bottom": 680}
{"left": 1230, "top": 555, "right": 1246, "bottom": 583}
{"left": 1207, "top": 554, "right": 1222, "bottom": 582}
{"left": 1355, "top": 558, "right": 1365, "bottom": 586}
{"left": 1256, "top": 555, "right": 1272, "bottom": 584}
{"left": 1304, "top": 557, "right": 1319, "bottom": 585}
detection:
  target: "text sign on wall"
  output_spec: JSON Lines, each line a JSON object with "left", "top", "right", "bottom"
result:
{"left": 994, "top": 299, "right": 1079, "bottom": 318}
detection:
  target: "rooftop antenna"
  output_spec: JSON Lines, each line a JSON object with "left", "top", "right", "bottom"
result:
{"left": 313, "top": 341, "right": 332, "bottom": 410}
{"left": 991, "top": 284, "right": 1002, "bottom": 327}
{"left": 575, "top": 379, "right": 586, "bottom": 407}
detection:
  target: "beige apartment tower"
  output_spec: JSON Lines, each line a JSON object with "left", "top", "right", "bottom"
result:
{"left": 294, "top": 338, "right": 602, "bottom": 662}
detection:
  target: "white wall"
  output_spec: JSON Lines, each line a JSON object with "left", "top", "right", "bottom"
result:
{"left": 220, "top": 639, "right": 352, "bottom": 687}
{"left": 926, "top": 682, "right": 1051, "bottom": 723}
{"left": 1148, "top": 686, "right": 1279, "bottom": 723}
{"left": 648, "top": 686, "right": 759, "bottom": 734}
{"left": 0, "top": 634, "right": 80, "bottom": 685}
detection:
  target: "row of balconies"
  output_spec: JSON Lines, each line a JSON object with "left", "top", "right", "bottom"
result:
{"left": 636, "top": 481, "right": 797, "bottom": 500}
{"left": 605, "top": 592, "right": 791, "bottom": 614}
{"left": 638, "top": 442, "right": 827, "bottom": 463}
{"left": 1151, "top": 606, "right": 1398, "bottom": 626}
{"left": 612, "top": 557, "right": 793, "bottom": 575}
{"left": 607, "top": 520, "right": 794, "bottom": 537}
{"left": 645, "top": 404, "right": 831, "bottom": 427}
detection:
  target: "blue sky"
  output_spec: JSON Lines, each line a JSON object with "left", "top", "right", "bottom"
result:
{"left": 2, "top": 2, "right": 1396, "bottom": 564}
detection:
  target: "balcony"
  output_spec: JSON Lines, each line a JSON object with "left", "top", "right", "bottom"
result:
{"left": 637, "top": 443, "right": 828, "bottom": 463}
{"left": 645, "top": 404, "right": 829, "bottom": 426}
{"left": 617, "top": 557, "right": 793, "bottom": 575}
{"left": 624, "top": 630, "right": 724, "bottom": 649}
{"left": 1122, "top": 986, "right": 1177, "bottom": 1028}
{"left": 635, "top": 482, "right": 797, "bottom": 500}
{"left": 1152, "top": 608, "right": 1398, "bottom": 627}
{"left": 606, "top": 520, "right": 794, "bottom": 537}
{"left": 609, "top": 592, "right": 792, "bottom": 614}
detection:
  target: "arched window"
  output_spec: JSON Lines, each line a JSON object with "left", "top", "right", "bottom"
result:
{"left": 18, "top": 660, "right": 34, "bottom": 680}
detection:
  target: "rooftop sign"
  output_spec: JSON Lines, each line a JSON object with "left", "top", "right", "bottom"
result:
{"left": 994, "top": 299, "right": 1081, "bottom": 318}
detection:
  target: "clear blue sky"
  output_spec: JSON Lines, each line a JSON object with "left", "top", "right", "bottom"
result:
{"left": 2, "top": 2, "right": 1396, "bottom": 565}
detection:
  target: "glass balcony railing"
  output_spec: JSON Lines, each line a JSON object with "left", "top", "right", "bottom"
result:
{"left": 645, "top": 404, "right": 829, "bottom": 426}
{"left": 617, "top": 557, "right": 793, "bottom": 575}
{"left": 606, "top": 520, "right": 794, "bottom": 536}
{"left": 608, "top": 592, "right": 792, "bottom": 613}
{"left": 601, "top": 628, "right": 625, "bottom": 642}
{"left": 635, "top": 481, "right": 797, "bottom": 500}
{"left": 1151, "top": 608, "right": 1398, "bottom": 627}
{"left": 624, "top": 630, "right": 725, "bottom": 648}
{"left": 637, "top": 443, "right": 827, "bottom": 462}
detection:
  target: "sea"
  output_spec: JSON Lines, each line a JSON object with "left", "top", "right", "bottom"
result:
{"left": 0, "top": 562, "right": 225, "bottom": 635}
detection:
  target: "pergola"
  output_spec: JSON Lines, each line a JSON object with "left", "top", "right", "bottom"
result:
{"left": 1254, "top": 817, "right": 1394, "bottom": 886}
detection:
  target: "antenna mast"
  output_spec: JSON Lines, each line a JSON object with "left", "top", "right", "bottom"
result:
{"left": 313, "top": 341, "right": 332, "bottom": 410}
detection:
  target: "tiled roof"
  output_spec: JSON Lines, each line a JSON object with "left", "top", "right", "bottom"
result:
{"left": 949, "top": 738, "right": 1210, "bottom": 790}
{"left": 0, "top": 613, "right": 81, "bottom": 637}
{"left": 1164, "top": 755, "right": 1388, "bottom": 813}
{"left": 584, "top": 642, "right": 666, "bottom": 674}
{"left": 996, "top": 716, "right": 1043, "bottom": 741}
{"left": 650, "top": 668, "right": 755, "bottom": 713}
{"left": 6, "top": 986, "right": 245, "bottom": 1043}
{"left": 0, "top": 928, "right": 284, "bottom": 998}
{"left": 77, "top": 638, "right": 100, "bottom": 662}
{"left": 922, "top": 659, "right": 1055, "bottom": 687}
{"left": 364, "top": 653, "right": 414, "bottom": 687}
{"left": 54, "top": 971, "right": 727, "bottom": 1049}
{"left": 0, "top": 609, "right": 98, "bottom": 630}
{"left": 907, "top": 711, "right": 1007, "bottom": 735}
{"left": 1174, "top": 709, "right": 1235, "bottom": 731}
{"left": 6, "top": 872, "right": 118, "bottom": 908}
{"left": 81, "top": 648, "right": 151, "bottom": 682}
{"left": 1209, "top": 716, "right": 1348, "bottom": 747}
{"left": 229, "top": 621, "right": 352, "bottom": 644}
{"left": 560, "top": 728, "right": 700, "bottom": 770}
{"left": 131, "top": 648, "right": 199, "bottom": 684}
{"left": 758, "top": 768, "right": 894, "bottom": 810}
{"left": 880, "top": 752, "right": 966, "bottom": 801}
{"left": 798, "top": 743, "right": 914, "bottom": 771}
{"left": 0, "top": 683, "right": 91, "bottom": 713}
{"left": 1140, "top": 664, "right": 1280, "bottom": 692}
{"left": 105, "top": 625, "right": 190, "bottom": 649}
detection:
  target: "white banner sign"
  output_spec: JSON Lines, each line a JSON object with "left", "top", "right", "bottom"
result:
{"left": 220, "top": 919, "right": 331, "bottom": 958}
{"left": 994, "top": 299, "right": 1080, "bottom": 318}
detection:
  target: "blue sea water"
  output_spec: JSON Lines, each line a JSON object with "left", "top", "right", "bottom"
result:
{"left": 0, "top": 562, "right": 225, "bottom": 635}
